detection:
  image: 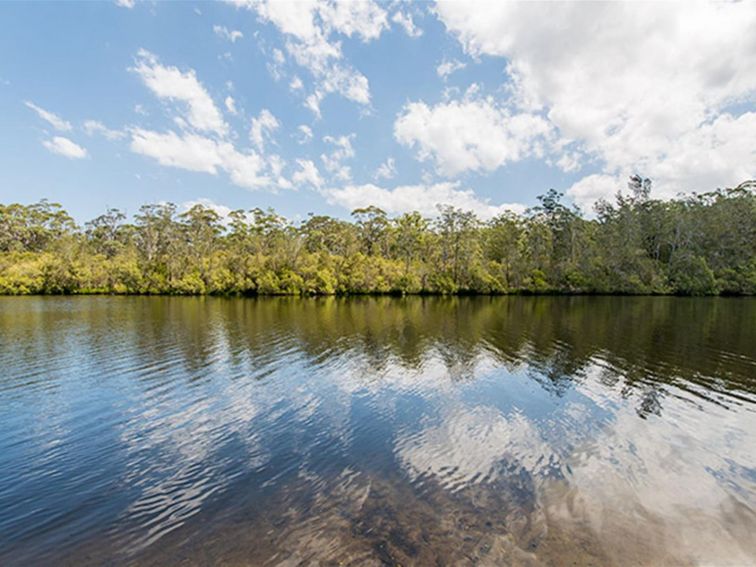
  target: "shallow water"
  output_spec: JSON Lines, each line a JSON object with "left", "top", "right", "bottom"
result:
{"left": 0, "top": 296, "right": 754, "bottom": 566}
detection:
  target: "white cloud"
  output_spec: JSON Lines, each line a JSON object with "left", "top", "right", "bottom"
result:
{"left": 436, "top": 1, "right": 756, "bottom": 206}
{"left": 304, "top": 91, "right": 324, "bottom": 118}
{"left": 249, "top": 109, "right": 280, "bottom": 150}
{"left": 394, "top": 96, "right": 552, "bottom": 176}
{"left": 213, "top": 25, "right": 243, "bottom": 43}
{"left": 436, "top": 58, "right": 465, "bottom": 80}
{"left": 392, "top": 11, "right": 422, "bottom": 38}
{"left": 24, "top": 101, "right": 72, "bottom": 131}
{"left": 230, "top": 0, "right": 386, "bottom": 112}
{"left": 566, "top": 174, "right": 620, "bottom": 211}
{"left": 320, "top": 0, "right": 388, "bottom": 41}
{"left": 567, "top": 111, "right": 756, "bottom": 209}
{"left": 297, "top": 124, "right": 313, "bottom": 143}
{"left": 42, "top": 136, "right": 88, "bottom": 159}
{"left": 115, "top": 0, "right": 134, "bottom": 8}
{"left": 289, "top": 75, "right": 304, "bottom": 91}
{"left": 292, "top": 159, "right": 323, "bottom": 188}
{"left": 127, "top": 49, "right": 296, "bottom": 192}
{"left": 180, "top": 198, "right": 234, "bottom": 221}
{"left": 286, "top": 39, "right": 370, "bottom": 108}
{"left": 83, "top": 120, "right": 126, "bottom": 140}
{"left": 130, "top": 129, "right": 224, "bottom": 174}
{"left": 224, "top": 148, "right": 275, "bottom": 190}
{"left": 267, "top": 154, "right": 293, "bottom": 190}
{"left": 323, "top": 181, "right": 526, "bottom": 219}
{"left": 128, "top": 126, "right": 299, "bottom": 192}
{"left": 322, "top": 134, "right": 354, "bottom": 160}
{"left": 648, "top": 112, "right": 756, "bottom": 194}
{"left": 266, "top": 48, "right": 286, "bottom": 81}
{"left": 321, "top": 134, "right": 355, "bottom": 181}
{"left": 224, "top": 96, "right": 237, "bottom": 115}
{"left": 131, "top": 49, "right": 227, "bottom": 136}
{"left": 374, "top": 157, "right": 396, "bottom": 180}
{"left": 555, "top": 151, "right": 581, "bottom": 174}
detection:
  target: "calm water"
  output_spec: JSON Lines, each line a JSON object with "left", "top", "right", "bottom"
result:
{"left": 0, "top": 296, "right": 755, "bottom": 566}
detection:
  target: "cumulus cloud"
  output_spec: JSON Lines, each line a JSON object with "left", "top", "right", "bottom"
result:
{"left": 321, "top": 134, "right": 355, "bottom": 181}
{"left": 323, "top": 181, "right": 526, "bottom": 219}
{"left": 222, "top": 148, "right": 279, "bottom": 190}
{"left": 566, "top": 174, "right": 620, "bottom": 211}
{"left": 130, "top": 129, "right": 224, "bottom": 174}
{"left": 567, "top": 111, "right": 756, "bottom": 209}
{"left": 249, "top": 109, "right": 280, "bottom": 150}
{"left": 319, "top": 0, "right": 387, "bottom": 40}
{"left": 115, "top": 0, "right": 134, "bottom": 8}
{"left": 125, "top": 51, "right": 301, "bottom": 192}
{"left": 394, "top": 96, "right": 552, "bottom": 176}
{"left": 292, "top": 158, "right": 324, "bottom": 188}
{"left": 130, "top": 128, "right": 284, "bottom": 190}
{"left": 213, "top": 25, "right": 243, "bottom": 43}
{"left": 229, "top": 0, "right": 387, "bottom": 113}
{"left": 180, "top": 198, "right": 234, "bottom": 221}
{"left": 392, "top": 11, "right": 422, "bottom": 38}
{"left": 131, "top": 49, "right": 227, "bottom": 136}
{"left": 25, "top": 101, "right": 72, "bottom": 131}
{"left": 436, "top": 58, "right": 465, "bottom": 80}
{"left": 42, "top": 136, "right": 88, "bottom": 159}
{"left": 374, "top": 157, "right": 396, "bottom": 180}
{"left": 436, "top": 1, "right": 756, "bottom": 206}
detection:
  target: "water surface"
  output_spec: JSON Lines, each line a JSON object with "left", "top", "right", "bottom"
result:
{"left": 0, "top": 296, "right": 755, "bottom": 565}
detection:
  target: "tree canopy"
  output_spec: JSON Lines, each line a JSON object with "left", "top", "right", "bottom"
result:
{"left": 1, "top": 179, "right": 754, "bottom": 296}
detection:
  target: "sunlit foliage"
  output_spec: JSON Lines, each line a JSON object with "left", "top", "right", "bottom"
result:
{"left": 1, "top": 179, "right": 754, "bottom": 296}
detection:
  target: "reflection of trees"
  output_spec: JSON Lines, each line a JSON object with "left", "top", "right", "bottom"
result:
{"left": 2, "top": 296, "right": 754, "bottom": 565}
{"left": 3, "top": 296, "right": 753, "bottom": 416}
{"left": 238, "top": 296, "right": 754, "bottom": 417}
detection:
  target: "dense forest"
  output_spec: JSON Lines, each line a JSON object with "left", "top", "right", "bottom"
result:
{"left": 1, "top": 177, "right": 754, "bottom": 296}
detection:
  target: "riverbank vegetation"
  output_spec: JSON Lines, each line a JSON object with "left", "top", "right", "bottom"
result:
{"left": 1, "top": 178, "right": 754, "bottom": 296}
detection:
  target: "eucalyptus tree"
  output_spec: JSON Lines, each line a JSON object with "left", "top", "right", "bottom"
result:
{"left": 435, "top": 205, "right": 481, "bottom": 290}
{"left": 352, "top": 206, "right": 391, "bottom": 257}
{"left": 393, "top": 211, "right": 428, "bottom": 275}
{"left": 0, "top": 200, "right": 76, "bottom": 253}
{"left": 0, "top": 177, "right": 754, "bottom": 296}
{"left": 85, "top": 208, "right": 128, "bottom": 259}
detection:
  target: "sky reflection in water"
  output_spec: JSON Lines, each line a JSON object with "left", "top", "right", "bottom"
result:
{"left": 0, "top": 296, "right": 754, "bottom": 565}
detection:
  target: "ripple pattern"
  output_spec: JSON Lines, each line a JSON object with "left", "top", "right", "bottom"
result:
{"left": 0, "top": 296, "right": 754, "bottom": 565}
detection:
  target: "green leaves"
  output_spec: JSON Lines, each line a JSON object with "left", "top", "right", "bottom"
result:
{"left": 0, "top": 179, "right": 754, "bottom": 296}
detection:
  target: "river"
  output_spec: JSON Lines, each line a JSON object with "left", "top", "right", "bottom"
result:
{"left": 0, "top": 296, "right": 754, "bottom": 565}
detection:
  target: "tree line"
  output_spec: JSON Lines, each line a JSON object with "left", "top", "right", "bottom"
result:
{"left": 1, "top": 177, "right": 754, "bottom": 296}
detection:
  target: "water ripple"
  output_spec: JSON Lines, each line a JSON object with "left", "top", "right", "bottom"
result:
{"left": 0, "top": 296, "right": 754, "bottom": 566}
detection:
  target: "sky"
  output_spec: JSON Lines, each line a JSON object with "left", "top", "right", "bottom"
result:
{"left": 1, "top": 0, "right": 754, "bottom": 223}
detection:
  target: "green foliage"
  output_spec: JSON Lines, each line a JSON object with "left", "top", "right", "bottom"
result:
{"left": 0, "top": 179, "right": 754, "bottom": 296}
{"left": 668, "top": 254, "right": 717, "bottom": 296}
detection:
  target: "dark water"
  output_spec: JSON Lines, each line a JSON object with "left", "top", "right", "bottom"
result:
{"left": 0, "top": 297, "right": 755, "bottom": 566}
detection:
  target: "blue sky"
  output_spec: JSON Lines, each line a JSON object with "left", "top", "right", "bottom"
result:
{"left": 1, "top": 1, "right": 754, "bottom": 223}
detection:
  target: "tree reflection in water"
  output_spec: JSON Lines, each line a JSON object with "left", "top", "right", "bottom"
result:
{"left": 0, "top": 296, "right": 754, "bottom": 566}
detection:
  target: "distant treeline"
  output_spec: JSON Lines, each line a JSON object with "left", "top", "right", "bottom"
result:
{"left": 1, "top": 177, "right": 754, "bottom": 296}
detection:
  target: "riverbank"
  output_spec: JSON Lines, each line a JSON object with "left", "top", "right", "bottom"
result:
{"left": 1, "top": 287, "right": 754, "bottom": 297}
{"left": 2, "top": 185, "right": 754, "bottom": 297}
